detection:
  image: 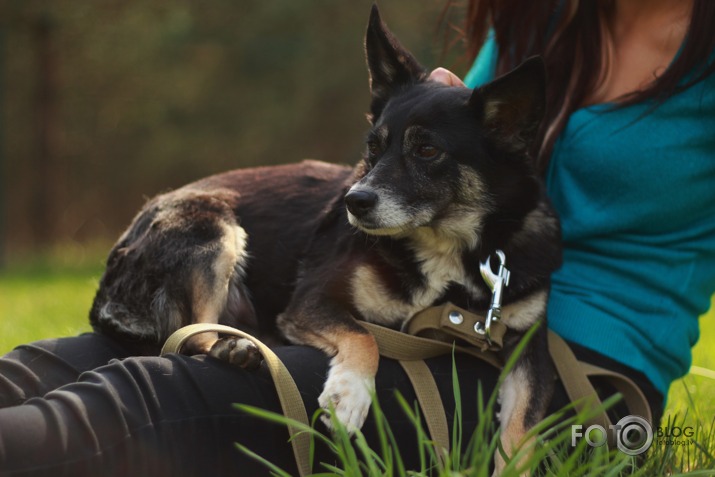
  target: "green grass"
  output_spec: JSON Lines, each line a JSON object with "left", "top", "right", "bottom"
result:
{"left": 1, "top": 254, "right": 714, "bottom": 475}
{"left": 0, "top": 250, "right": 104, "bottom": 353}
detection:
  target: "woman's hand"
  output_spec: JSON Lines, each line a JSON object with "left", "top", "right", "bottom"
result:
{"left": 429, "top": 67, "right": 466, "bottom": 87}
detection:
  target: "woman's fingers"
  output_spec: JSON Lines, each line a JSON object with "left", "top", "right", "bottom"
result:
{"left": 429, "top": 67, "right": 466, "bottom": 87}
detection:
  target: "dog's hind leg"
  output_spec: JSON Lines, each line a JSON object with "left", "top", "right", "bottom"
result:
{"left": 182, "top": 221, "right": 246, "bottom": 355}
{"left": 91, "top": 188, "right": 260, "bottom": 368}
{"left": 493, "top": 326, "right": 555, "bottom": 476}
{"left": 181, "top": 217, "right": 262, "bottom": 369}
{"left": 186, "top": 225, "right": 261, "bottom": 368}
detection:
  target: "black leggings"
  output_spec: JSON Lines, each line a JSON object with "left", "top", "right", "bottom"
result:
{"left": 0, "top": 333, "right": 662, "bottom": 477}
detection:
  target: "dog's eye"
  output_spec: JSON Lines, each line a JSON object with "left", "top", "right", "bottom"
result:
{"left": 415, "top": 144, "right": 440, "bottom": 160}
{"left": 367, "top": 141, "right": 381, "bottom": 160}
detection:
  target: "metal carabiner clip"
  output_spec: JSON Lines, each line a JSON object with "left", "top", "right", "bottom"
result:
{"left": 478, "top": 250, "right": 511, "bottom": 344}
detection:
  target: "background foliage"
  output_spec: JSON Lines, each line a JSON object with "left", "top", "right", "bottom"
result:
{"left": 0, "top": 0, "right": 463, "bottom": 259}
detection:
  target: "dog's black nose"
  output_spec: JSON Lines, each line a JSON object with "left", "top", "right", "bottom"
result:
{"left": 345, "top": 190, "right": 378, "bottom": 217}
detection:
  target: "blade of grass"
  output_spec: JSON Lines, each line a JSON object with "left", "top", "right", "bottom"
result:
{"left": 234, "top": 442, "right": 293, "bottom": 477}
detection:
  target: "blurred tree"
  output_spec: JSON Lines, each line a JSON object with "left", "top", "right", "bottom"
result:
{"left": 32, "top": 14, "right": 62, "bottom": 247}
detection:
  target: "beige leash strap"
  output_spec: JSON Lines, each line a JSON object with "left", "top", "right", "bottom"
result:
{"left": 362, "top": 320, "right": 503, "bottom": 369}
{"left": 398, "top": 359, "right": 451, "bottom": 458}
{"left": 161, "top": 324, "right": 312, "bottom": 477}
{"left": 361, "top": 319, "right": 504, "bottom": 457}
{"left": 380, "top": 306, "right": 653, "bottom": 450}
{"left": 404, "top": 303, "right": 507, "bottom": 352}
{"left": 408, "top": 307, "right": 653, "bottom": 432}
{"left": 548, "top": 330, "right": 654, "bottom": 445}
{"left": 547, "top": 330, "right": 613, "bottom": 432}
{"left": 579, "top": 362, "right": 653, "bottom": 424}
{"left": 360, "top": 322, "right": 453, "bottom": 455}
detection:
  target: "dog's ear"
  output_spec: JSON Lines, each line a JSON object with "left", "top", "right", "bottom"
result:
{"left": 365, "top": 4, "right": 427, "bottom": 123}
{"left": 469, "top": 56, "right": 546, "bottom": 155}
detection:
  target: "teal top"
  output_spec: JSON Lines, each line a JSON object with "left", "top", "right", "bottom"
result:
{"left": 465, "top": 34, "right": 715, "bottom": 399}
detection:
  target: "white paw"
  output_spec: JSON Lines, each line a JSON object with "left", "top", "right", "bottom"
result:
{"left": 318, "top": 364, "right": 375, "bottom": 433}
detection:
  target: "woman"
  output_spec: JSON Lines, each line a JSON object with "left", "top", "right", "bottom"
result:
{"left": 434, "top": 0, "right": 715, "bottom": 415}
{"left": 1, "top": 1, "right": 713, "bottom": 475}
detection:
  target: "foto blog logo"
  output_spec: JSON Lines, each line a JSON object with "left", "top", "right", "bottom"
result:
{"left": 571, "top": 416, "right": 653, "bottom": 456}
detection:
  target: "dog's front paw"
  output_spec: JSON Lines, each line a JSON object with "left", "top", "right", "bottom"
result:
{"left": 208, "top": 337, "right": 262, "bottom": 370}
{"left": 318, "top": 364, "right": 375, "bottom": 433}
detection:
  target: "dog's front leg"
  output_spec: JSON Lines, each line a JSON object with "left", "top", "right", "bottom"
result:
{"left": 278, "top": 306, "right": 379, "bottom": 432}
{"left": 319, "top": 329, "right": 379, "bottom": 431}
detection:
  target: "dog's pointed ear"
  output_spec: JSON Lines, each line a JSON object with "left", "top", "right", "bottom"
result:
{"left": 365, "top": 4, "right": 427, "bottom": 123}
{"left": 469, "top": 56, "right": 546, "bottom": 155}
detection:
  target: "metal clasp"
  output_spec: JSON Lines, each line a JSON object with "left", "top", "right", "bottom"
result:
{"left": 478, "top": 250, "right": 511, "bottom": 344}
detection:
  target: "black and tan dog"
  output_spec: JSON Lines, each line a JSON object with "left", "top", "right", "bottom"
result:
{"left": 90, "top": 6, "right": 561, "bottom": 472}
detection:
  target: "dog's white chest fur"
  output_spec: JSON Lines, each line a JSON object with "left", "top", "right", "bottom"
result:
{"left": 350, "top": 229, "right": 485, "bottom": 326}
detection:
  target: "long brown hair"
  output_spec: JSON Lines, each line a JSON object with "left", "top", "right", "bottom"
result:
{"left": 454, "top": 0, "right": 715, "bottom": 172}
